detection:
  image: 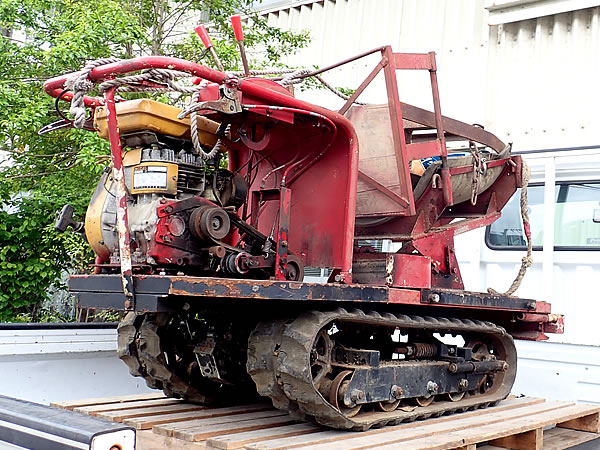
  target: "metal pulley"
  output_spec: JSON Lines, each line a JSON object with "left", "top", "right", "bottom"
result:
{"left": 189, "top": 206, "right": 231, "bottom": 242}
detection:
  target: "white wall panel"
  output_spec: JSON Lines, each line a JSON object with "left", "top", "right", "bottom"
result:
{"left": 261, "top": 1, "right": 600, "bottom": 151}
{"left": 262, "top": 0, "right": 490, "bottom": 124}
{"left": 486, "top": 7, "right": 600, "bottom": 150}
{"left": 513, "top": 340, "right": 600, "bottom": 404}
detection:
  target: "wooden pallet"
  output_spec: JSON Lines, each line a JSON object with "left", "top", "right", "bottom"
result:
{"left": 52, "top": 395, "right": 600, "bottom": 449}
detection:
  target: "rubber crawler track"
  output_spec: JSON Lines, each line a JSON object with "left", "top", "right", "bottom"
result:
{"left": 249, "top": 308, "right": 517, "bottom": 430}
{"left": 117, "top": 312, "right": 222, "bottom": 403}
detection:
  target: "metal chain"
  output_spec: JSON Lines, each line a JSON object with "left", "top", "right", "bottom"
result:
{"left": 469, "top": 140, "right": 486, "bottom": 206}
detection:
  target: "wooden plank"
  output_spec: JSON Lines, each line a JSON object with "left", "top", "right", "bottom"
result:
{"left": 167, "top": 414, "right": 297, "bottom": 442}
{"left": 155, "top": 411, "right": 288, "bottom": 438}
{"left": 136, "top": 429, "right": 207, "bottom": 449}
{"left": 206, "top": 423, "right": 320, "bottom": 449}
{"left": 284, "top": 400, "right": 566, "bottom": 450}
{"left": 470, "top": 427, "right": 600, "bottom": 450}
{"left": 123, "top": 404, "right": 272, "bottom": 430}
{"left": 542, "top": 427, "right": 600, "bottom": 450}
{"left": 557, "top": 411, "right": 600, "bottom": 432}
{"left": 75, "top": 398, "right": 182, "bottom": 415}
{"left": 489, "top": 427, "right": 543, "bottom": 450}
{"left": 50, "top": 392, "right": 165, "bottom": 410}
{"left": 243, "top": 397, "right": 548, "bottom": 449}
{"left": 379, "top": 403, "right": 600, "bottom": 450}
{"left": 171, "top": 410, "right": 288, "bottom": 433}
{"left": 96, "top": 402, "right": 208, "bottom": 422}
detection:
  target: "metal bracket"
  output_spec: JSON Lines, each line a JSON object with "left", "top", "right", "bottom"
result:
{"left": 193, "top": 85, "right": 242, "bottom": 115}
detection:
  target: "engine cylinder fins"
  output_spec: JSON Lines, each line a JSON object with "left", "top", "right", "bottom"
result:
{"left": 189, "top": 205, "right": 231, "bottom": 242}
{"left": 249, "top": 310, "right": 517, "bottom": 431}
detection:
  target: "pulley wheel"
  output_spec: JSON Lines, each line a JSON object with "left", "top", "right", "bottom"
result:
{"left": 284, "top": 254, "right": 304, "bottom": 281}
{"left": 190, "top": 206, "right": 231, "bottom": 241}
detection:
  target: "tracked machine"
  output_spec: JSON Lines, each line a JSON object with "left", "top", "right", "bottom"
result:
{"left": 44, "top": 19, "right": 563, "bottom": 430}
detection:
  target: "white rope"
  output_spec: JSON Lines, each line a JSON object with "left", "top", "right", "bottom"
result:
{"left": 189, "top": 79, "right": 229, "bottom": 160}
{"left": 98, "top": 68, "right": 201, "bottom": 94}
{"left": 65, "top": 57, "right": 121, "bottom": 128}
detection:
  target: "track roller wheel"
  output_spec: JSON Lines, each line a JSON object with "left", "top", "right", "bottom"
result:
{"left": 376, "top": 399, "right": 401, "bottom": 412}
{"left": 329, "top": 370, "right": 362, "bottom": 418}
{"left": 446, "top": 392, "right": 466, "bottom": 402}
{"left": 414, "top": 396, "right": 435, "bottom": 407}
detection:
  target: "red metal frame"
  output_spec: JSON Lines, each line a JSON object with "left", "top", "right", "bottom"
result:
{"left": 44, "top": 46, "right": 563, "bottom": 341}
{"left": 43, "top": 49, "right": 520, "bottom": 291}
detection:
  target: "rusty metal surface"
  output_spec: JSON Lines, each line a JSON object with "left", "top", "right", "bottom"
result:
{"left": 421, "top": 288, "right": 538, "bottom": 312}
{"left": 70, "top": 274, "right": 546, "bottom": 312}
{"left": 104, "top": 87, "right": 134, "bottom": 306}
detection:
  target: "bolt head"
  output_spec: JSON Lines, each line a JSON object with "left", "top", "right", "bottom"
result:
{"left": 459, "top": 379, "right": 469, "bottom": 390}
{"left": 427, "top": 381, "right": 439, "bottom": 393}
{"left": 391, "top": 385, "right": 404, "bottom": 399}
{"left": 350, "top": 389, "right": 364, "bottom": 401}
{"left": 429, "top": 294, "right": 440, "bottom": 303}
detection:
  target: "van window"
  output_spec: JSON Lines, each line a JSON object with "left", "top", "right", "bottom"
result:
{"left": 486, "top": 182, "right": 600, "bottom": 250}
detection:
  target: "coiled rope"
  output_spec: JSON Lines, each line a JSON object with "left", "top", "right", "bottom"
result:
{"left": 65, "top": 58, "right": 362, "bottom": 160}
{"left": 488, "top": 159, "right": 533, "bottom": 296}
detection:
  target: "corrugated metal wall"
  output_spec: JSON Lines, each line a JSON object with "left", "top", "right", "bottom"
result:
{"left": 262, "top": 1, "right": 600, "bottom": 151}
{"left": 264, "top": 0, "right": 490, "bottom": 124}
{"left": 486, "top": 7, "right": 600, "bottom": 150}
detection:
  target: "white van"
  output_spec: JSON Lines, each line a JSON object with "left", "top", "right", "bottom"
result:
{"left": 455, "top": 147, "right": 600, "bottom": 403}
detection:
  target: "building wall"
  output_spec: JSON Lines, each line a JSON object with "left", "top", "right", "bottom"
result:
{"left": 486, "top": 6, "right": 600, "bottom": 150}
{"left": 263, "top": 0, "right": 491, "bottom": 123}
{"left": 260, "top": 1, "right": 600, "bottom": 151}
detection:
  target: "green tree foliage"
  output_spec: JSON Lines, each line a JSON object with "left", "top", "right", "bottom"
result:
{"left": 0, "top": 0, "right": 308, "bottom": 321}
